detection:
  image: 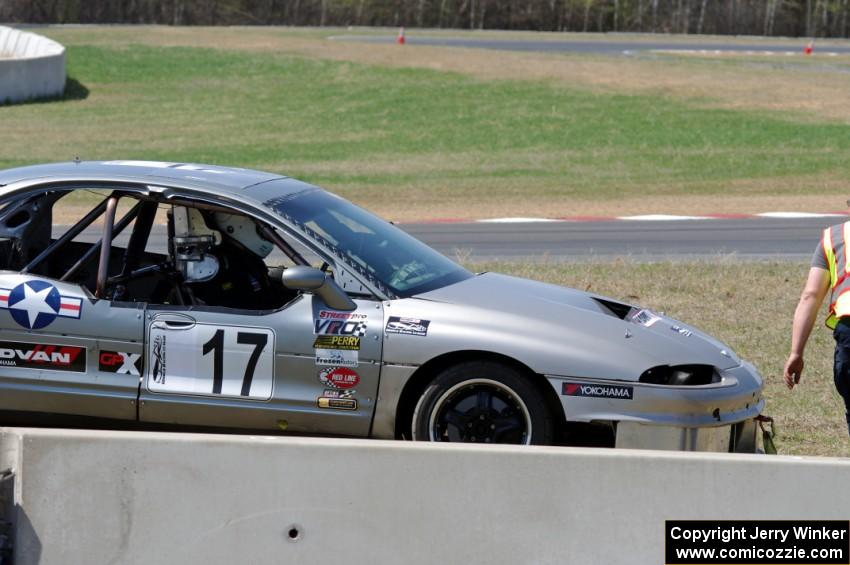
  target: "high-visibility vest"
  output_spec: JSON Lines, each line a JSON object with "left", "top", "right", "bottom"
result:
{"left": 823, "top": 222, "right": 850, "bottom": 329}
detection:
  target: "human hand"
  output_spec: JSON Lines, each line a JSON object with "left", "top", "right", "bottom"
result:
{"left": 783, "top": 354, "right": 804, "bottom": 389}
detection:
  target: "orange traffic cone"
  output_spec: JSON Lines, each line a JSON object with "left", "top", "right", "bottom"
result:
{"left": 804, "top": 40, "right": 814, "bottom": 55}
{"left": 397, "top": 27, "right": 406, "bottom": 45}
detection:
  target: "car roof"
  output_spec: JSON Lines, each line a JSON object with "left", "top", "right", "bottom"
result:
{"left": 0, "top": 160, "right": 290, "bottom": 195}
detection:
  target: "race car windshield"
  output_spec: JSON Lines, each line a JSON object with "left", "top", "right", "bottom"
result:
{"left": 267, "top": 189, "right": 472, "bottom": 298}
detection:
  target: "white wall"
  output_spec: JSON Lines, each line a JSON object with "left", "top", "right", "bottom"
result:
{"left": 0, "top": 26, "right": 65, "bottom": 104}
{"left": 1, "top": 427, "right": 849, "bottom": 565}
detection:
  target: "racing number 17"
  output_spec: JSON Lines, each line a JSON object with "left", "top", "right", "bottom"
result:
{"left": 202, "top": 329, "right": 268, "bottom": 396}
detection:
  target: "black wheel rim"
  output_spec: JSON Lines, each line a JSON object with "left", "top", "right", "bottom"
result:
{"left": 429, "top": 378, "right": 531, "bottom": 444}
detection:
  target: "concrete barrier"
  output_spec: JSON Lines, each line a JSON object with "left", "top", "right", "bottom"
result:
{"left": 0, "top": 26, "right": 65, "bottom": 104}
{"left": 0, "top": 427, "right": 848, "bottom": 564}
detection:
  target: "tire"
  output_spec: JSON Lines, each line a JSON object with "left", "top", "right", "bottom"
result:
{"left": 411, "top": 361, "right": 555, "bottom": 445}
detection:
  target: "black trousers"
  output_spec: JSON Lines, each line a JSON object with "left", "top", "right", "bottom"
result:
{"left": 833, "top": 322, "right": 850, "bottom": 434}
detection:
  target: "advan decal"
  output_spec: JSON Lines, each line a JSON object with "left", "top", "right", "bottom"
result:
{"left": 0, "top": 341, "right": 86, "bottom": 372}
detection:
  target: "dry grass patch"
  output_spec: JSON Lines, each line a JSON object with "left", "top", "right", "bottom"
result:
{"left": 473, "top": 259, "right": 849, "bottom": 457}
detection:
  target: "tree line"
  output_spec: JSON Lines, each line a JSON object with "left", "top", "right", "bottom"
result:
{"left": 2, "top": 0, "right": 846, "bottom": 37}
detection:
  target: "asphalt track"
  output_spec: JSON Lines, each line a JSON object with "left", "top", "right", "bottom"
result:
{"left": 77, "top": 216, "right": 838, "bottom": 262}
{"left": 333, "top": 34, "right": 845, "bottom": 55}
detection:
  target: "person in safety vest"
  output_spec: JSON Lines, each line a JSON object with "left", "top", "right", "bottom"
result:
{"left": 784, "top": 210, "right": 850, "bottom": 434}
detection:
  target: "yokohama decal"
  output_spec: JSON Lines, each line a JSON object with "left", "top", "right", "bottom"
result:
{"left": 0, "top": 341, "right": 86, "bottom": 372}
{"left": 562, "top": 382, "right": 633, "bottom": 400}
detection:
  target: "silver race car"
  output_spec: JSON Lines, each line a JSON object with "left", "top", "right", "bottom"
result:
{"left": 0, "top": 161, "right": 764, "bottom": 451}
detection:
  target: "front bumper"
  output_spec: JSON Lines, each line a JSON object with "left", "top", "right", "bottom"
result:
{"left": 548, "top": 361, "right": 764, "bottom": 452}
{"left": 614, "top": 418, "right": 759, "bottom": 452}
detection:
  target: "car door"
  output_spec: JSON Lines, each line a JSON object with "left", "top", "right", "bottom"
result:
{"left": 0, "top": 273, "right": 144, "bottom": 421}
{"left": 137, "top": 295, "right": 384, "bottom": 436}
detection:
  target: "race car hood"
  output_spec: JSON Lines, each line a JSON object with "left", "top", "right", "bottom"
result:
{"left": 405, "top": 272, "right": 741, "bottom": 381}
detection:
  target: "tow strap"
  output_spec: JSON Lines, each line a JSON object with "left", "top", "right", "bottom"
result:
{"left": 755, "top": 415, "right": 777, "bottom": 454}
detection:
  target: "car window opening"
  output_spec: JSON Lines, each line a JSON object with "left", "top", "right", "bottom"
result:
{"left": 0, "top": 190, "right": 326, "bottom": 312}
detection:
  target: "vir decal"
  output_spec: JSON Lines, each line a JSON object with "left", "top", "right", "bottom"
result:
{"left": 385, "top": 316, "right": 430, "bottom": 337}
{"left": 0, "top": 280, "right": 82, "bottom": 329}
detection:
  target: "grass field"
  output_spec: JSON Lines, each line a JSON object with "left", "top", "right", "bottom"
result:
{"left": 2, "top": 27, "right": 849, "bottom": 454}
{"left": 478, "top": 260, "right": 848, "bottom": 457}
{"left": 2, "top": 27, "right": 850, "bottom": 220}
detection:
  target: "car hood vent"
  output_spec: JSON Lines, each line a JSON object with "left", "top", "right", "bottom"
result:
{"left": 592, "top": 297, "right": 633, "bottom": 320}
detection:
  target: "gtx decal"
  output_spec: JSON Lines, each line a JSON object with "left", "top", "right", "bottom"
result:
{"left": 562, "top": 382, "right": 634, "bottom": 400}
{"left": 99, "top": 351, "right": 142, "bottom": 376}
{"left": 0, "top": 341, "right": 86, "bottom": 372}
{"left": 0, "top": 280, "right": 82, "bottom": 330}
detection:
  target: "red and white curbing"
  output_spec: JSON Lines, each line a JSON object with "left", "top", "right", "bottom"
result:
{"left": 413, "top": 212, "right": 847, "bottom": 224}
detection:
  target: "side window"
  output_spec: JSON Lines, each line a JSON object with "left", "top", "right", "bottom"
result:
{"left": 144, "top": 203, "right": 320, "bottom": 311}
{"left": 0, "top": 189, "right": 143, "bottom": 294}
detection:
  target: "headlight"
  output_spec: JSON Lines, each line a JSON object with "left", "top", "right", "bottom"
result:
{"left": 638, "top": 364, "right": 720, "bottom": 386}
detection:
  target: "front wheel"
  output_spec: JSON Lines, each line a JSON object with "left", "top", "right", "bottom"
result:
{"left": 411, "top": 361, "right": 555, "bottom": 445}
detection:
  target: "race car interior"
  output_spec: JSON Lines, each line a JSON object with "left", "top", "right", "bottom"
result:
{"left": 0, "top": 188, "right": 309, "bottom": 311}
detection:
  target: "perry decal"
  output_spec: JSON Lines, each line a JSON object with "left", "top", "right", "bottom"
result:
{"left": 0, "top": 280, "right": 82, "bottom": 329}
{"left": 313, "top": 335, "right": 360, "bottom": 350}
{"left": 0, "top": 340, "right": 86, "bottom": 372}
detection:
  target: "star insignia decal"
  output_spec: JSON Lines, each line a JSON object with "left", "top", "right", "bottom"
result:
{"left": 0, "top": 280, "right": 82, "bottom": 329}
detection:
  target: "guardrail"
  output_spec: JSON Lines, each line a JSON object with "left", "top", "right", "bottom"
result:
{"left": 0, "top": 26, "right": 65, "bottom": 104}
{"left": 1, "top": 427, "right": 849, "bottom": 564}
